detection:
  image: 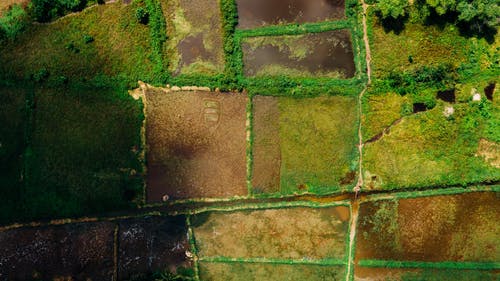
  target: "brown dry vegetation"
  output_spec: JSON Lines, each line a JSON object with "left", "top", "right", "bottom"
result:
{"left": 145, "top": 89, "right": 248, "bottom": 202}
{"left": 192, "top": 206, "right": 350, "bottom": 259}
{"left": 356, "top": 192, "right": 500, "bottom": 262}
{"left": 0, "top": 0, "right": 27, "bottom": 13}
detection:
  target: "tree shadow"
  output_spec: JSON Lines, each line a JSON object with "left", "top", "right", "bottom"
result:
{"left": 457, "top": 20, "right": 497, "bottom": 44}
{"left": 377, "top": 12, "right": 409, "bottom": 35}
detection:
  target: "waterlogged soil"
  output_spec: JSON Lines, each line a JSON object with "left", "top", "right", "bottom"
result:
{"left": 165, "top": 0, "right": 225, "bottom": 75}
{"left": 356, "top": 192, "right": 500, "bottom": 262}
{"left": 0, "top": 222, "right": 115, "bottom": 280}
{"left": 118, "top": 216, "right": 191, "bottom": 280}
{"left": 242, "top": 30, "right": 355, "bottom": 78}
{"left": 192, "top": 206, "right": 350, "bottom": 259}
{"left": 200, "top": 262, "right": 346, "bottom": 281}
{"left": 236, "top": 0, "right": 345, "bottom": 29}
{"left": 145, "top": 89, "right": 248, "bottom": 202}
{"left": 354, "top": 268, "right": 500, "bottom": 281}
{"left": 252, "top": 95, "right": 358, "bottom": 195}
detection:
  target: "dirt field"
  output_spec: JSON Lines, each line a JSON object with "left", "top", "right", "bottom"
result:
{"left": 118, "top": 216, "right": 191, "bottom": 279}
{"left": 192, "top": 206, "right": 350, "bottom": 259}
{"left": 145, "top": 89, "right": 248, "bottom": 202}
{"left": 252, "top": 95, "right": 358, "bottom": 195}
{"left": 0, "top": 222, "right": 115, "bottom": 280}
{"left": 252, "top": 96, "right": 281, "bottom": 194}
{"left": 354, "top": 268, "right": 499, "bottom": 281}
{"left": 200, "top": 262, "right": 346, "bottom": 281}
{"left": 356, "top": 192, "right": 500, "bottom": 262}
{"left": 164, "top": 0, "right": 225, "bottom": 75}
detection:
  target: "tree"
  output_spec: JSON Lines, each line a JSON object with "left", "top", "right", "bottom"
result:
{"left": 456, "top": 0, "right": 500, "bottom": 31}
{"left": 425, "top": 0, "right": 456, "bottom": 15}
{"left": 376, "top": 0, "right": 410, "bottom": 19}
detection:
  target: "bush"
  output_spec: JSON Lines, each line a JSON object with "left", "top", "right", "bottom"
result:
{"left": 29, "top": 0, "right": 88, "bottom": 22}
{"left": 0, "top": 4, "right": 29, "bottom": 41}
{"left": 83, "top": 34, "right": 94, "bottom": 43}
{"left": 135, "top": 7, "right": 149, "bottom": 24}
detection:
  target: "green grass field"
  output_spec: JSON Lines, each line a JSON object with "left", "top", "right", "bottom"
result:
{"left": 0, "top": 1, "right": 158, "bottom": 87}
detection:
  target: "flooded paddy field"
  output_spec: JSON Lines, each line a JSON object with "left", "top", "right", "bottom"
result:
{"left": 236, "top": 0, "right": 345, "bottom": 29}
{"left": 200, "top": 262, "right": 346, "bottom": 281}
{"left": 192, "top": 206, "right": 350, "bottom": 259}
{"left": 163, "top": 0, "right": 225, "bottom": 75}
{"left": 0, "top": 215, "right": 192, "bottom": 280}
{"left": 242, "top": 30, "right": 355, "bottom": 78}
{"left": 117, "top": 216, "right": 191, "bottom": 280}
{"left": 252, "top": 95, "right": 358, "bottom": 195}
{"left": 362, "top": 82, "right": 500, "bottom": 190}
{"left": 145, "top": 88, "right": 247, "bottom": 202}
{"left": 356, "top": 192, "right": 500, "bottom": 262}
{"left": 354, "top": 267, "right": 499, "bottom": 281}
{"left": 0, "top": 222, "right": 116, "bottom": 280}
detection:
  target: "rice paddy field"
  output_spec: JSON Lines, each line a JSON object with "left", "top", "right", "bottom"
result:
{"left": 0, "top": 0, "right": 498, "bottom": 279}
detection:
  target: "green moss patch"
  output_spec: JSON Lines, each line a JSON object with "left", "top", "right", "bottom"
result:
{"left": 199, "top": 262, "right": 346, "bottom": 281}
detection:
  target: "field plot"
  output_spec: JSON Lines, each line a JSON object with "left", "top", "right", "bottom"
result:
{"left": 200, "top": 262, "right": 346, "bottom": 281}
{"left": 163, "top": 0, "right": 225, "bottom": 75}
{"left": 356, "top": 192, "right": 500, "bottom": 262}
{"left": 118, "top": 216, "right": 192, "bottom": 280}
{"left": 242, "top": 30, "right": 355, "bottom": 78}
{"left": 0, "top": 2, "right": 156, "bottom": 84}
{"left": 192, "top": 206, "right": 350, "bottom": 259}
{"left": 362, "top": 81, "right": 500, "bottom": 190}
{"left": 0, "top": 86, "right": 26, "bottom": 224}
{"left": 252, "top": 95, "right": 358, "bottom": 195}
{"left": 28, "top": 86, "right": 143, "bottom": 219}
{"left": 236, "top": 0, "right": 345, "bottom": 29}
{"left": 0, "top": 222, "right": 115, "bottom": 280}
{"left": 355, "top": 267, "right": 499, "bottom": 281}
{"left": 145, "top": 89, "right": 247, "bottom": 202}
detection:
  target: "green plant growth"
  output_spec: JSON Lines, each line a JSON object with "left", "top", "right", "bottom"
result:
{"left": 19, "top": 84, "right": 144, "bottom": 222}
{"left": 0, "top": 4, "right": 28, "bottom": 41}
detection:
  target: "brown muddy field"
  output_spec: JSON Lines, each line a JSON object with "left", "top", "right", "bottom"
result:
{"left": 117, "top": 216, "right": 191, "bottom": 280}
{"left": 192, "top": 206, "right": 350, "bottom": 259}
{"left": 236, "top": 0, "right": 346, "bottom": 29}
{"left": 356, "top": 192, "right": 500, "bottom": 262}
{"left": 354, "top": 268, "right": 500, "bottom": 281}
{"left": 252, "top": 96, "right": 281, "bottom": 194}
{"left": 242, "top": 30, "right": 355, "bottom": 78}
{"left": 0, "top": 222, "right": 115, "bottom": 280}
{"left": 164, "top": 0, "right": 225, "bottom": 75}
{"left": 200, "top": 262, "right": 346, "bottom": 281}
{"left": 145, "top": 89, "right": 248, "bottom": 202}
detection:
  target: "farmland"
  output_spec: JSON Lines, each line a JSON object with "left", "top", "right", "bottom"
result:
{"left": 0, "top": 0, "right": 498, "bottom": 279}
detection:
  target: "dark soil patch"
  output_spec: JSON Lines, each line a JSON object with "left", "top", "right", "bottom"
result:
{"left": 412, "top": 102, "right": 427, "bottom": 113}
{"left": 145, "top": 89, "right": 248, "bottom": 202}
{"left": 118, "top": 216, "right": 192, "bottom": 280}
{"left": 242, "top": 30, "right": 355, "bottom": 78}
{"left": 236, "top": 0, "right": 345, "bottom": 29}
{"left": 252, "top": 96, "right": 281, "bottom": 194}
{"left": 484, "top": 83, "right": 495, "bottom": 101}
{"left": 0, "top": 222, "right": 115, "bottom": 280}
{"left": 437, "top": 89, "right": 455, "bottom": 103}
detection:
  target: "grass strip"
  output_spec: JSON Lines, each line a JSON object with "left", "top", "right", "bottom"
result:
{"left": 237, "top": 20, "right": 350, "bottom": 38}
{"left": 358, "top": 260, "right": 500, "bottom": 270}
{"left": 246, "top": 95, "right": 254, "bottom": 196}
{"left": 145, "top": 0, "right": 169, "bottom": 84}
{"left": 186, "top": 216, "right": 201, "bottom": 281}
{"left": 363, "top": 185, "right": 500, "bottom": 203}
{"left": 182, "top": 200, "right": 351, "bottom": 216}
{"left": 200, "top": 256, "right": 346, "bottom": 266}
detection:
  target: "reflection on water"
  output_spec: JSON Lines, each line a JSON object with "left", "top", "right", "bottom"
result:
{"left": 237, "top": 0, "right": 345, "bottom": 29}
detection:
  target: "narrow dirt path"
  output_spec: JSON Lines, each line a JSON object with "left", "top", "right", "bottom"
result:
{"left": 347, "top": 1, "right": 372, "bottom": 280}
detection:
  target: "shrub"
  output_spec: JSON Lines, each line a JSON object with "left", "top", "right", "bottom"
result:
{"left": 83, "top": 34, "right": 94, "bottom": 43}
{"left": 0, "top": 4, "right": 29, "bottom": 41}
{"left": 135, "top": 7, "right": 149, "bottom": 24}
